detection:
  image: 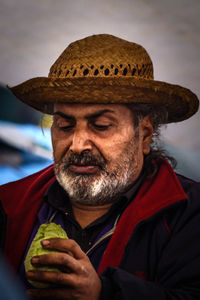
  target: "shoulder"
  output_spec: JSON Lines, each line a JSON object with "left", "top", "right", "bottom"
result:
{"left": 177, "top": 173, "right": 200, "bottom": 201}
{"left": 165, "top": 174, "right": 200, "bottom": 233}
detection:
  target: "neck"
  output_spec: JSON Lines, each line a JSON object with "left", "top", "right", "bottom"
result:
{"left": 71, "top": 202, "right": 112, "bottom": 229}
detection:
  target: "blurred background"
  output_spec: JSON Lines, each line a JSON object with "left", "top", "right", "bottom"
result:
{"left": 0, "top": 0, "right": 199, "bottom": 183}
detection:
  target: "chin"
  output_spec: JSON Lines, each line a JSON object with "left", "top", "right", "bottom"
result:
{"left": 55, "top": 168, "right": 128, "bottom": 206}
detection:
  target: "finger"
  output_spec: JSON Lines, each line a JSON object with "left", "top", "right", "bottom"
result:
{"left": 27, "top": 288, "right": 74, "bottom": 300}
{"left": 42, "top": 238, "right": 85, "bottom": 260}
{"left": 27, "top": 270, "right": 76, "bottom": 287}
{"left": 31, "top": 252, "right": 82, "bottom": 273}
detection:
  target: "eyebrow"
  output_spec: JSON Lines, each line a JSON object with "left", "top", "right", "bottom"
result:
{"left": 53, "top": 109, "right": 115, "bottom": 121}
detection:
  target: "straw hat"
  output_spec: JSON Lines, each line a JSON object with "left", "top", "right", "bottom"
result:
{"left": 9, "top": 34, "right": 199, "bottom": 123}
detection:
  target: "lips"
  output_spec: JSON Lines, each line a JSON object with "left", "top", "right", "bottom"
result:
{"left": 68, "top": 164, "right": 100, "bottom": 174}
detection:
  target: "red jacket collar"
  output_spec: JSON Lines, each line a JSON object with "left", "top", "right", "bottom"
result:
{"left": 1, "top": 165, "right": 55, "bottom": 270}
{"left": 97, "top": 160, "right": 188, "bottom": 274}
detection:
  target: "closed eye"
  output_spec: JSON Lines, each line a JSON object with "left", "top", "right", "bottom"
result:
{"left": 54, "top": 118, "right": 75, "bottom": 132}
{"left": 59, "top": 125, "right": 74, "bottom": 131}
{"left": 93, "top": 124, "right": 111, "bottom": 131}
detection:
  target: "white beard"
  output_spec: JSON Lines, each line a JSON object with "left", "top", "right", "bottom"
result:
{"left": 54, "top": 138, "right": 141, "bottom": 206}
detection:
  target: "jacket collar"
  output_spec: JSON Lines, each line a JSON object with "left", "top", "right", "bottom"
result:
{"left": 98, "top": 160, "right": 188, "bottom": 274}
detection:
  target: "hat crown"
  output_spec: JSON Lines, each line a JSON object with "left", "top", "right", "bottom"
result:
{"left": 49, "top": 34, "right": 154, "bottom": 80}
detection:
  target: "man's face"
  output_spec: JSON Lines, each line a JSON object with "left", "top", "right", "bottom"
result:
{"left": 51, "top": 103, "right": 152, "bottom": 206}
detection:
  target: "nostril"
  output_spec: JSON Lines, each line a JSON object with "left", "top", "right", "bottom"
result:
{"left": 69, "top": 133, "right": 93, "bottom": 154}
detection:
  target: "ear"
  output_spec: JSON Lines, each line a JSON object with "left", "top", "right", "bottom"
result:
{"left": 140, "top": 115, "right": 153, "bottom": 155}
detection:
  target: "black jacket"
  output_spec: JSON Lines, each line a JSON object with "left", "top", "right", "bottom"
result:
{"left": 100, "top": 175, "right": 200, "bottom": 299}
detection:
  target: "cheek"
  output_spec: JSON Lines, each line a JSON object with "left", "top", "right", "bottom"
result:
{"left": 99, "top": 137, "right": 133, "bottom": 163}
{"left": 110, "top": 130, "right": 136, "bottom": 157}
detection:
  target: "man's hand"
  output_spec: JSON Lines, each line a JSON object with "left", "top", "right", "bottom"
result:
{"left": 26, "top": 238, "right": 102, "bottom": 300}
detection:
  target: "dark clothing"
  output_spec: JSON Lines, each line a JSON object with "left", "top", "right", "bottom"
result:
{"left": 1, "top": 161, "right": 200, "bottom": 300}
{"left": 100, "top": 174, "right": 200, "bottom": 300}
{"left": 44, "top": 177, "right": 142, "bottom": 253}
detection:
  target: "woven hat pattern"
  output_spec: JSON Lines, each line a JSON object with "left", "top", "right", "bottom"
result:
{"left": 9, "top": 34, "right": 199, "bottom": 123}
{"left": 49, "top": 35, "right": 153, "bottom": 80}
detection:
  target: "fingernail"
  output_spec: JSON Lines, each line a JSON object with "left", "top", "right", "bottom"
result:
{"left": 41, "top": 239, "right": 50, "bottom": 246}
{"left": 27, "top": 271, "right": 34, "bottom": 277}
{"left": 31, "top": 256, "right": 39, "bottom": 263}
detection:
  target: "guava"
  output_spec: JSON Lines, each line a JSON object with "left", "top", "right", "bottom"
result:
{"left": 24, "top": 222, "right": 68, "bottom": 288}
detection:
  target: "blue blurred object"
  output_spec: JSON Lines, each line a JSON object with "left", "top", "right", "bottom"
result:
{"left": 0, "top": 121, "right": 52, "bottom": 185}
{"left": 0, "top": 255, "right": 28, "bottom": 300}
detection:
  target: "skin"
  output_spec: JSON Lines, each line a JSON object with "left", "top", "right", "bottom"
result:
{"left": 27, "top": 103, "right": 153, "bottom": 300}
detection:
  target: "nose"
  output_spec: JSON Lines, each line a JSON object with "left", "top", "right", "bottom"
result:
{"left": 69, "top": 126, "right": 93, "bottom": 154}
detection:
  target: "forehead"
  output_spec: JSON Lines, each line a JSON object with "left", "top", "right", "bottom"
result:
{"left": 53, "top": 103, "right": 133, "bottom": 120}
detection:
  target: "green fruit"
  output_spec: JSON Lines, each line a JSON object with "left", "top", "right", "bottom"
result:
{"left": 24, "top": 222, "right": 68, "bottom": 288}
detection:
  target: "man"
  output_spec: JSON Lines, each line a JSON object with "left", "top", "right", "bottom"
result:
{"left": 1, "top": 34, "right": 200, "bottom": 300}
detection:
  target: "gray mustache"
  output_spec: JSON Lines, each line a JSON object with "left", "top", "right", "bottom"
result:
{"left": 64, "top": 152, "right": 106, "bottom": 169}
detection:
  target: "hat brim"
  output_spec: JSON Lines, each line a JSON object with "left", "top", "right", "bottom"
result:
{"left": 9, "top": 77, "right": 199, "bottom": 123}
